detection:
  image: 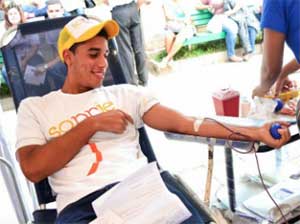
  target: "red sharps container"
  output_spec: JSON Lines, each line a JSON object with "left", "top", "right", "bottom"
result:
{"left": 212, "top": 88, "right": 240, "bottom": 117}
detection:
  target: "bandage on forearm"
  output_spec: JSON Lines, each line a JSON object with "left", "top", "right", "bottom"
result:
{"left": 193, "top": 117, "right": 204, "bottom": 132}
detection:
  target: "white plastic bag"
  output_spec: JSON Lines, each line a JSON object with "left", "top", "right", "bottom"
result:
{"left": 206, "top": 15, "right": 225, "bottom": 33}
{"left": 247, "top": 97, "right": 277, "bottom": 120}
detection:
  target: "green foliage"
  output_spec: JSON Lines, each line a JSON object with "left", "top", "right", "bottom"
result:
{"left": 154, "top": 51, "right": 167, "bottom": 62}
{"left": 0, "top": 64, "right": 11, "bottom": 97}
{"left": 0, "top": 83, "right": 11, "bottom": 97}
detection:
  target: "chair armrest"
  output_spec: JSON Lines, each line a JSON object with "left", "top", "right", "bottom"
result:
{"left": 257, "top": 133, "right": 300, "bottom": 152}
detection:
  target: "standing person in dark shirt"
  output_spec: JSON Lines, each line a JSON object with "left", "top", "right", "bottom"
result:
{"left": 102, "top": 0, "right": 151, "bottom": 86}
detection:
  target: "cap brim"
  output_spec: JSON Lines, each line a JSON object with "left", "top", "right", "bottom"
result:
{"left": 103, "top": 20, "right": 119, "bottom": 40}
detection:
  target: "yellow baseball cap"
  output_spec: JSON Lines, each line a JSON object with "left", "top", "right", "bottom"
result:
{"left": 58, "top": 16, "right": 119, "bottom": 61}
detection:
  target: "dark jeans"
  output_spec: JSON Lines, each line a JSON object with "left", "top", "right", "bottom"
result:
{"left": 112, "top": 1, "right": 148, "bottom": 86}
{"left": 236, "top": 21, "right": 252, "bottom": 54}
{"left": 248, "top": 26, "right": 257, "bottom": 53}
{"left": 56, "top": 171, "right": 208, "bottom": 223}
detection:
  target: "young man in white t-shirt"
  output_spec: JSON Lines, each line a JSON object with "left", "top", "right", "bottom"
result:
{"left": 15, "top": 16, "right": 291, "bottom": 223}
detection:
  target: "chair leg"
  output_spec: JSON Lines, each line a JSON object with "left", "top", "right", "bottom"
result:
{"left": 204, "top": 144, "right": 214, "bottom": 206}
{"left": 224, "top": 146, "right": 236, "bottom": 212}
{"left": 0, "top": 157, "right": 31, "bottom": 223}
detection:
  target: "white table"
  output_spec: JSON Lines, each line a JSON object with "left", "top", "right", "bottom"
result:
{"left": 164, "top": 115, "right": 299, "bottom": 212}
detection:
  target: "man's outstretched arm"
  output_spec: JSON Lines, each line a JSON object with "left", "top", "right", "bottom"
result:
{"left": 142, "top": 104, "right": 290, "bottom": 149}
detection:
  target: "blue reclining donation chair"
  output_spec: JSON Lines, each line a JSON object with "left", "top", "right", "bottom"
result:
{"left": 1, "top": 16, "right": 216, "bottom": 223}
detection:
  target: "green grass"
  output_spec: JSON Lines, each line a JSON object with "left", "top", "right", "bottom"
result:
{"left": 153, "top": 34, "right": 263, "bottom": 62}
{"left": 153, "top": 39, "right": 227, "bottom": 62}
{"left": 177, "top": 40, "right": 227, "bottom": 59}
{"left": 0, "top": 83, "right": 11, "bottom": 97}
{"left": 0, "top": 66, "right": 11, "bottom": 98}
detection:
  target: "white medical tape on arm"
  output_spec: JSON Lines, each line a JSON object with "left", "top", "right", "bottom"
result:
{"left": 193, "top": 117, "right": 204, "bottom": 132}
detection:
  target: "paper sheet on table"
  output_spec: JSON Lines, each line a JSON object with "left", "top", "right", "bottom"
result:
{"left": 243, "top": 178, "right": 300, "bottom": 223}
{"left": 90, "top": 162, "right": 191, "bottom": 224}
{"left": 24, "top": 65, "right": 46, "bottom": 85}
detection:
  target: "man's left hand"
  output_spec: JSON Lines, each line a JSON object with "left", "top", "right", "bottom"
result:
{"left": 258, "top": 121, "right": 291, "bottom": 148}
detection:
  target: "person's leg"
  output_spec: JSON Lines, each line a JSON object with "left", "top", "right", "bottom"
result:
{"left": 148, "top": 22, "right": 187, "bottom": 74}
{"left": 165, "top": 30, "right": 176, "bottom": 54}
{"left": 237, "top": 21, "right": 252, "bottom": 55}
{"left": 222, "top": 18, "right": 242, "bottom": 62}
{"left": 161, "top": 172, "right": 208, "bottom": 223}
{"left": 163, "top": 25, "right": 190, "bottom": 64}
{"left": 248, "top": 26, "right": 257, "bottom": 53}
{"left": 56, "top": 182, "right": 117, "bottom": 224}
{"left": 129, "top": 2, "right": 148, "bottom": 86}
{"left": 112, "top": 4, "right": 137, "bottom": 85}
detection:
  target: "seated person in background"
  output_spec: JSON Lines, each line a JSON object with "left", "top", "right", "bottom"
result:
{"left": 22, "top": 0, "right": 47, "bottom": 19}
{"left": 35, "top": 0, "right": 67, "bottom": 92}
{"left": 149, "top": 0, "right": 195, "bottom": 73}
{"left": 223, "top": 0, "right": 260, "bottom": 61}
{"left": 15, "top": 16, "right": 290, "bottom": 223}
{"left": 0, "top": 2, "right": 39, "bottom": 88}
{"left": 1, "top": 2, "right": 38, "bottom": 65}
{"left": 197, "top": 0, "right": 243, "bottom": 62}
{"left": 1, "top": 1, "right": 28, "bottom": 47}
{"left": 0, "top": 0, "right": 6, "bottom": 38}
{"left": 45, "top": 0, "right": 66, "bottom": 18}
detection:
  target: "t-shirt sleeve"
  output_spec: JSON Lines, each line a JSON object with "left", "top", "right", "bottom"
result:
{"left": 119, "top": 85, "right": 159, "bottom": 129}
{"left": 261, "top": 0, "right": 287, "bottom": 33}
{"left": 16, "top": 99, "right": 47, "bottom": 151}
{"left": 136, "top": 86, "right": 159, "bottom": 128}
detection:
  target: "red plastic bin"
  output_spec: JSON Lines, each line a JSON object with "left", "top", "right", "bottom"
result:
{"left": 212, "top": 88, "right": 240, "bottom": 117}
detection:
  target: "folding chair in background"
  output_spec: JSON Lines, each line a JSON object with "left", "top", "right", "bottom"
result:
{"left": 1, "top": 16, "right": 216, "bottom": 223}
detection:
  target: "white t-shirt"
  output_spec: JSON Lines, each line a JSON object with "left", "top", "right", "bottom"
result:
{"left": 16, "top": 84, "right": 159, "bottom": 212}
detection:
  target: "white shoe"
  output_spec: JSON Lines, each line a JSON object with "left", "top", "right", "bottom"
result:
{"left": 148, "top": 60, "right": 160, "bottom": 76}
{"left": 148, "top": 59, "right": 173, "bottom": 75}
{"left": 159, "top": 58, "right": 169, "bottom": 69}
